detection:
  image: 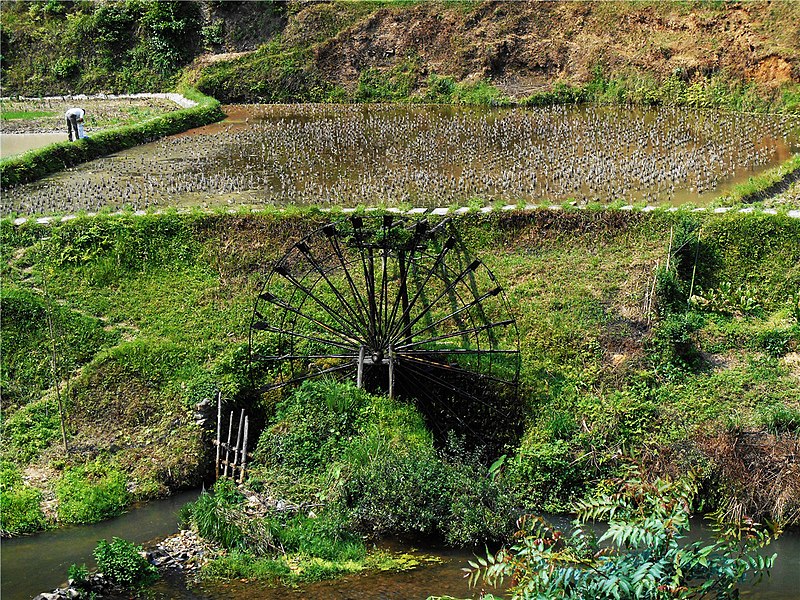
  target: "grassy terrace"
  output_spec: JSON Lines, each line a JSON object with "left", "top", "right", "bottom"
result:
{"left": 2, "top": 207, "right": 798, "bottom": 539}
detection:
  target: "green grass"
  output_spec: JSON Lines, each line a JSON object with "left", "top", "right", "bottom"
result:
{"left": 0, "top": 110, "right": 57, "bottom": 121}
{"left": 2, "top": 208, "right": 799, "bottom": 534}
{"left": 55, "top": 461, "right": 129, "bottom": 524}
{"left": 0, "top": 460, "right": 46, "bottom": 535}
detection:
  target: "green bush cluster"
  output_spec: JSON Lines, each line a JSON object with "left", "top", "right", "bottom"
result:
{"left": 520, "top": 68, "right": 799, "bottom": 113}
{"left": 183, "top": 478, "right": 366, "bottom": 583}
{"left": 423, "top": 75, "right": 512, "bottom": 107}
{"left": 0, "top": 461, "right": 46, "bottom": 536}
{"left": 93, "top": 537, "right": 158, "bottom": 587}
{"left": 1, "top": 0, "right": 202, "bottom": 94}
{"left": 0, "top": 87, "right": 223, "bottom": 189}
{"left": 2, "top": 398, "right": 64, "bottom": 463}
{"left": 55, "top": 461, "right": 129, "bottom": 524}
{"left": 252, "top": 380, "right": 516, "bottom": 545}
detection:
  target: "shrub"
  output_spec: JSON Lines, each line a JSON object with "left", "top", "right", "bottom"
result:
{"left": 0, "top": 461, "right": 46, "bottom": 535}
{"left": 344, "top": 449, "right": 448, "bottom": 537}
{"left": 467, "top": 469, "right": 778, "bottom": 599}
{"left": 182, "top": 478, "right": 248, "bottom": 550}
{"left": 55, "top": 462, "right": 129, "bottom": 524}
{"left": 645, "top": 312, "right": 705, "bottom": 378}
{"left": 93, "top": 537, "right": 158, "bottom": 587}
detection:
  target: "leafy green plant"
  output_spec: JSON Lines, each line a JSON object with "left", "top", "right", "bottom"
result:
{"left": 691, "top": 281, "right": 763, "bottom": 317}
{"left": 93, "top": 537, "right": 158, "bottom": 587}
{"left": 645, "top": 312, "right": 706, "bottom": 379}
{"left": 55, "top": 461, "right": 129, "bottom": 524}
{"left": 67, "top": 563, "right": 89, "bottom": 589}
{"left": 0, "top": 461, "right": 46, "bottom": 535}
{"left": 466, "top": 469, "right": 778, "bottom": 599}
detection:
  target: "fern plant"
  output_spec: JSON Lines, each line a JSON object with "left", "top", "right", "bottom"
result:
{"left": 466, "top": 468, "right": 778, "bottom": 599}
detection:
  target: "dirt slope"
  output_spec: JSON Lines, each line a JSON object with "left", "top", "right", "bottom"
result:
{"left": 312, "top": 1, "right": 799, "bottom": 97}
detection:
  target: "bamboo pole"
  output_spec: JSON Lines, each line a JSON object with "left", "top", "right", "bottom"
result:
{"left": 224, "top": 411, "right": 233, "bottom": 477}
{"left": 647, "top": 260, "right": 659, "bottom": 324}
{"left": 239, "top": 417, "right": 249, "bottom": 484}
{"left": 215, "top": 391, "right": 222, "bottom": 480}
{"left": 43, "top": 273, "right": 68, "bottom": 455}
{"left": 233, "top": 409, "right": 245, "bottom": 474}
{"left": 688, "top": 228, "right": 703, "bottom": 307}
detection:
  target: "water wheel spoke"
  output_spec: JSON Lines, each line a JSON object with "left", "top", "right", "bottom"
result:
{"left": 254, "top": 353, "right": 359, "bottom": 361}
{"left": 398, "top": 353, "right": 516, "bottom": 386}
{"left": 384, "top": 235, "right": 457, "bottom": 341}
{"left": 325, "top": 226, "right": 372, "bottom": 331}
{"left": 394, "top": 319, "right": 515, "bottom": 352}
{"left": 258, "top": 362, "right": 357, "bottom": 393}
{"left": 255, "top": 302, "right": 363, "bottom": 347}
{"left": 405, "top": 286, "right": 503, "bottom": 342}
{"left": 294, "top": 240, "right": 371, "bottom": 336}
{"left": 272, "top": 263, "right": 366, "bottom": 339}
{"left": 388, "top": 255, "right": 482, "bottom": 342}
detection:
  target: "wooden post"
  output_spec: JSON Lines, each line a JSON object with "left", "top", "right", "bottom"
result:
{"left": 357, "top": 346, "right": 365, "bottom": 388}
{"left": 647, "top": 260, "right": 659, "bottom": 324}
{"left": 239, "top": 417, "right": 249, "bottom": 484}
{"left": 224, "top": 411, "right": 233, "bottom": 477}
{"left": 215, "top": 391, "right": 222, "bottom": 480}
{"left": 233, "top": 409, "right": 245, "bottom": 475}
{"left": 388, "top": 345, "right": 395, "bottom": 399}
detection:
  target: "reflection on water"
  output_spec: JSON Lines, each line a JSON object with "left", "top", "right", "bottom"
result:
{"left": 152, "top": 545, "right": 501, "bottom": 600}
{"left": 0, "top": 133, "right": 68, "bottom": 158}
{"left": 1, "top": 494, "right": 798, "bottom": 600}
{"left": 0, "top": 490, "right": 199, "bottom": 600}
{"left": 3, "top": 104, "right": 798, "bottom": 216}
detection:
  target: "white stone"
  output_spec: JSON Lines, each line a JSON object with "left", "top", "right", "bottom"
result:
{"left": 431, "top": 207, "right": 450, "bottom": 215}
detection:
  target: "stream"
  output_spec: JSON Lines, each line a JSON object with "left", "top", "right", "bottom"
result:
{"left": 2, "top": 491, "right": 799, "bottom": 600}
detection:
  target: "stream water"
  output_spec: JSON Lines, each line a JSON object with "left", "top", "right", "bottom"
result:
{"left": 2, "top": 492, "right": 798, "bottom": 600}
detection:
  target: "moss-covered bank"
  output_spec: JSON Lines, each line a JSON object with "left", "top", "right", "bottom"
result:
{"left": 1, "top": 208, "right": 798, "bottom": 538}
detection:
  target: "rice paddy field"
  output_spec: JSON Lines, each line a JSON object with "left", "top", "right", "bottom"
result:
{"left": 2, "top": 103, "right": 799, "bottom": 217}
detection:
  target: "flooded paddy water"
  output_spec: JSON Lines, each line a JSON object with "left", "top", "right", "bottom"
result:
{"left": 3, "top": 104, "right": 798, "bottom": 216}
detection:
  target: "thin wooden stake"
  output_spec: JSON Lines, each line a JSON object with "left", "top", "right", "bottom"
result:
{"left": 688, "top": 229, "right": 702, "bottom": 307}
{"left": 233, "top": 409, "right": 245, "bottom": 473}
{"left": 215, "top": 391, "right": 222, "bottom": 480}
{"left": 647, "top": 260, "right": 659, "bottom": 324}
{"left": 224, "top": 411, "right": 233, "bottom": 477}
{"left": 388, "top": 345, "right": 395, "bottom": 400}
{"left": 239, "top": 417, "right": 249, "bottom": 484}
{"left": 357, "top": 346, "right": 365, "bottom": 388}
{"left": 666, "top": 226, "right": 674, "bottom": 271}
{"left": 43, "top": 273, "right": 68, "bottom": 456}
